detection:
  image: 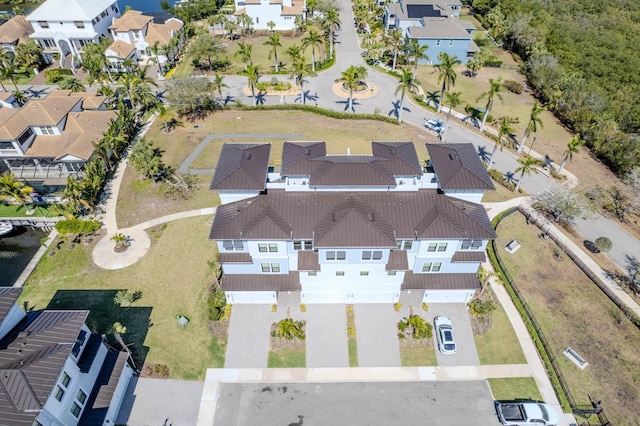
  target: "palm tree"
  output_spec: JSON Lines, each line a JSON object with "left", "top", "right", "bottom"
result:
{"left": 558, "top": 135, "right": 584, "bottom": 173}
{"left": 477, "top": 77, "right": 504, "bottom": 131}
{"left": 408, "top": 39, "right": 429, "bottom": 78}
{"left": 285, "top": 43, "right": 303, "bottom": 65}
{"left": 13, "top": 89, "right": 27, "bottom": 106}
{"left": 156, "top": 104, "right": 177, "bottom": 133}
{"left": 246, "top": 64, "right": 260, "bottom": 106}
{"left": 289, "top": 57, "right": 316, "bottom": 105}
{"left": 488, "top": 116, "right": 516, "bottom": 170}
{"left": 212, "top": 74, "right": 228, "bottom": 101}
{"left": 234, "top": 41, "right": 253, "bottom": 71}
{"left": 335, "top": 65, "right": 367, "bottom": 113}
{"left": 441, "top": 91, "right": 462, "bottom": 142}
{"left": 517, "top": 102, "right": 545, "bottom": 152}
{"left": 395, "top": 68, "right": 419, "bottom": 123}
{"left": 58, "top": 76, "right": 86, "bottom": 92}
{"left": 149, "top": 41, "right": 164, "bottom": 76}
{"left": 302, "top": 29, "right": 323, "bottom": 72}
{"left": 0, "top": 172, "right": 33, "bottom": 205}
{"left": 515, "top": 155, "right": 538, "bottom": 192}
{"left": 263, "top": 33, "right": 282, "bottom": 72}
{"left": 384, "top": 29, "right": 404, "bottom": 71}
{"left": 0, "top": 59, "right": 20, "bottom": 91}
{"left": 321, "top": 8, "right": 341, "bottom": 59}
{"left": 267, "top": 21, "right": 276, "bottom": 33}
{"left": 435, "top": 53, "right": 461, "bottom": 113}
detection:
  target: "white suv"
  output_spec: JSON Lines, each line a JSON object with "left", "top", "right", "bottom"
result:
{"left": 434, "top": 316, "right": 457, "bottom": 354}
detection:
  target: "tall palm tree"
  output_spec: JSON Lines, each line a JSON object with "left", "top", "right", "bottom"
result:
{"left": 155, "top": 104, "right": 177, "bottom": 133}
{"left": 149, "top": 41, "right": 164, "bottom": 76}
{"left": 0, "top": 172, "right": 33, "bottom": 205}
{"left": 321, "top": 8, "right": 341, "bottom": 59}
{"left": 515, "top": 155, "right": 538, "bottom": 192}
{"left": 477, "top": 77, "right": 504, "bottom": 131}
{"left": 58, "top": 76, "right": 86, "bottom": 92}
{"left": 441, "top": 91, "right": 462, "bottom": 142}
{"left": 263, "top": 33, "right": 282, "bottom": 72}
{"left": 212, "top": 74, "right": 228, "bottom": 100}
{"left": 234, "top": 41, "right": 253, "bottom": 71}
{"left": 558, "top": 135, "right": 584, "bottom": 173}
{"left": 488, "top": 116, "right": 516, "bottom": 170}
{"left": 395, "top": 68, "right": 419, "bottom": 123}
{"left": 267, "top": 21, "right": 276, "bottom": 33}
{"left": 384, "top": 29, "right": 404, "bottom": 71}
{"left": 408, "top": 39, "right": 429, "bottom": 78}
{"left": 285, "top": 43, "right": 303, "bottom": 65}
{"left": 289, "top": 57, "right": 317, "bottom": 105}
{"left": 0, "top": 59, "right": 20, "bottom": 91}
{"left": 335, "top": 65, "right": 367, "bottom": 113}
{"left": 434, "top": 53, "right": 460, "bottom": 113}
{"left": 246, "top": 64, "right": 260, "bottom": 106}
{"left": 517, "top": 102, "right": 545, "bottom": 152}
{"left": 302, "top": 29, "right": 323, "bottom": 72}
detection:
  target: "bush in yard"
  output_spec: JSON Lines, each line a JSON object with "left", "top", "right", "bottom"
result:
{"left": 503, "top": 80, "right": 523, "bottom": 94}
{"left": 44, "top": 68, "right": 73, "bottom": 84}
{"left": 55, "top": 218, "right": 101, "bottom": 235}
{"left": 207, "top": 284, "right": 227, "bottom": 321}
{"left": 397, "top": 314, "right": 433, "bottom": 339}
{"left": 273, "top": 318, "right": 306, "bottom": 340}
{"left": 468, "top": 298, "right": 496, "bottom": 317}
{"left": 594, "top": 237, "right": 613, "bottom": 253}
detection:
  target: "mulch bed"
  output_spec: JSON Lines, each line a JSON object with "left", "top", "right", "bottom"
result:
{"left": 140, "top": 363, "right": 170, "bottom": 379}
{"left": 208, "top": 318, "right": 229, "bottom": 340}
{"left": 269, "top": 322, "right": 306, "bottom": 351}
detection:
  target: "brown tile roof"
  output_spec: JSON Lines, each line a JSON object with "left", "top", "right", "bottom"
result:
{"left": 451, "top": 251, "right": 486, "bottom": 262}
{"left": 106, "top": 39, "right": 136, "bottom": 59}
{"left": 427, "top": 143, "right": 495, "bottom": 190}
{"left": 297, "top": 251, "right": 319, "bottom": 271}
{"left": 145, "top": 18, "right": 183, "bottom": 46}
{"left": 234, "top": 7, "right": 247, "bottom": 15}
{"left": 402, "top": 272, "right": 480, "bottom": 290}
{"left": 210, "top": 143, "right": 271, "bottom": 191}
{"left": 79, "top": 351, "right": 129, "bottom": 426}
{"left": 222, "top": 272, "right": 301, "bottom": 291}
{"left": 281, "top": 141, "right": 326, "bottom": 175}
{"left": 0, "top": 15, "right": 33, "bottom": 44}
{"left": 218, "top": 253, "right": 253, "bottom": 263}
{"left": 0, "top": 96, "right": 81, "bottom": 140}
{"left": 282, "top": 2, "right": 305, "bottom": 15}
{"left": 210, "top": 190, "right": 496, "bottom": 246}
{"left": 109, "top": 10, "right": 153, "bottom": 31}
{"left": 0, "top": 288, "right": 22, "bottom": 324}
{"left": 47, "top": 89, "right": 107, "bottom": 110}
{"left": 0, "top": 310, "right": 88, "bottom": 426}
{"left": 386, "top": 250, "right": 409, "bottom": 270}
{"left": 0, "top": 92, "right": 14, "bottom": 102}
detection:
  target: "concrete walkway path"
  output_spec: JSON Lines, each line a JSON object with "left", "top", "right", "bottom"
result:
{"left": 306, "top": 304, "right": 349, "bottom": 368}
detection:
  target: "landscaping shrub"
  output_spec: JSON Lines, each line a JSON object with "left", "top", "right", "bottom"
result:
{"left": 256, "top": 81, "right": 292, "bottom": 91}
{"left": 207, "top": 283, "right": 227, "bottom": 321}
{"left": 473, "top": 36, "right": 491, "bottom": 47}
{"left": 503, "top": 80, "right": 523, "bottom": 94}
{"left": 239, "top": 104, "right": 400, "bottom": 124}
{"left": 55, "top": 218, "right": 101, "bottom": 235}
{"left": 397, "top": 315, "right": 433, "bottom": 339}
{"left": 468, "top": 298, "right": 496, "bottom": 317}
{"left": 44, "top": 68, "right": 72, "bottom": 84}
{"left": 488, "top": 168, "right": 516, "bottom": 191}
{"left": 485, "top": 58, "right": 503, "bottom": 67}
{"left": 272, "top": 318, "right": 306, "bottom": 340}
{"left": 594, "top": 236, "right": 612, "bottom": 253}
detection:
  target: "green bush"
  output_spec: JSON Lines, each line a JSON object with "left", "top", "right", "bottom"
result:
{"left": 488, "top": 168, "right": 516, "bottom": 191}
{"left": 469, "top": 298, "right": 496, "bottom": 317}
{"left": 238, "top": 104, "right": 400, "bottom": 124}
{"left": 256, "top": 81, "right": 292, "bottom": 91}
{"left": 504, "top": 80, "right": 523, "bottom": 94}
{"left": 397, "top": 314, "right": 433, "bottom": 339}
{"left": 55, "top": 218, "right": 101, "bottom": 235}
{"left": 207, "top": 285, "right": 227, "bottom": 321}
{"left": 473, "top": 36, "right": 491, "bottom": 47}
{"left": 44, "top": 68, "right": 73, "bottom": 84}
{"left": 485, "top": 58, "right": 503, "bottom": 68}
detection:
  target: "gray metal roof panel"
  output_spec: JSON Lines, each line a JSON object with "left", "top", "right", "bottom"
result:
{"left": 209, "top": 143, "right": 270, "bottom": 190}
{"left": 222, "top": 273, "right": 301, "bottom": 291}
{"left": 427, "top": 143, "right": 495, "bottom": 190}
{"left": 402, "top": 272, "right": 481, "bottom": 290}
{"left": 0, "top": 288, "right": 22, "bottom": 322}
{"left": 451, "top": 251, "right": 486, "bottom": 262}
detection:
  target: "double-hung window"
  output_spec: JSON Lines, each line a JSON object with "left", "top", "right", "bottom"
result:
{"left": 261, "top": 263, "right": 280, "bottom": 272}
{"left": 427, "top": 242, "right": 448, "bottom": 252}
{"left": 460, "top": 239, "right": 483, "bottom": 250}
{"left": 326, "top": 251, "right": 346, "bottom": 261}
{"left": 362, "top": 250, "right": 382, "bottom": 260}
{"left": 70, "top": 389, "right": 87, "bottom": 418}
{"left": 222, "top": 240, "right": 244, "bottom": 251}
{"left": 422, "top": 262, "right": 442, "bottom": 272}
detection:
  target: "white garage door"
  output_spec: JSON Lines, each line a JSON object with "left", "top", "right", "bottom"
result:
{"left": 226, "top": 291, "right": 277, "bottom": 304}
{"left": 302, "top": 292, "right": 398, "bottom": 304}
{"left": 423, "top": 290, "right": 475, "bottom": 304}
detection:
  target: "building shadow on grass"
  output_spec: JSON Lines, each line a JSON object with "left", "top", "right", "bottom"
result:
{"left": 45, "top": 289, "right": 152, "bottom": 369}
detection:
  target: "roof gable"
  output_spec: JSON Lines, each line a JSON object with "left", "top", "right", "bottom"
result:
{"left": 427, "top": 143, "right": 495, "bottom": 190}
{"left": 210, "top": 143, "right": 270, "bottom": 191}
{"left": 27, "top": 0, "right": 117, "bottom": 21}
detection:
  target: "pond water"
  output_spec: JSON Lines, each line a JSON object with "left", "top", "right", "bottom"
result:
{"left": 0, "top": 226, "right": 46, "bottom": 287}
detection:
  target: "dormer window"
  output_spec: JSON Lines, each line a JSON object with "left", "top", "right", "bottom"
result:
{"left": 74, "top": 21, "right": 85, "bottom": 29}
{"left": 39, "top": 126, "right": 55, "bottom": 135}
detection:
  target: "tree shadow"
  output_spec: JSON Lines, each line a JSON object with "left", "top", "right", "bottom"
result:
{"left": 477, "top": 145, "right": 491, "bottom": 163}
{"left": 335, "top": 98, "right": 361, "bottom": 113}
{"left": 44, "top": 289, "right": 152, "bottom": 368}
{"left": 222, "top": 95, "right": 235, "bottom": 106}
{"left": 583, "top": 240, "right": 599, "bottom": 253}
{"left": 505, "top": 171, "right": 516, "bottom": 184}
{"left": 24, "top": 86, "right": 48, "bottom": 99}
{"left": 255, "top": 91, "right": 267, "bottom": 105}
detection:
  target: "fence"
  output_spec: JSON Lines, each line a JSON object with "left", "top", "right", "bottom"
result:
{"left": 489, "top": 207, "right": 611, "bottom": 425}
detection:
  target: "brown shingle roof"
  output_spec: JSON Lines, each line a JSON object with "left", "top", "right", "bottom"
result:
{"left": 297, "top": 251, "right": 319, "bottom": 271}
{"left": 451, "top": 251, "right": 486, "bottom": 262}
{"left": 0, "top": 15, "right": 33, "bottom": 44}
{"left": 145, "top": 18, "right": 183, "bottom": 46}
{"left": 222, "top": 272, "right": 301, "bottom": 291}
{"left": 210, "top": 143, "right": 270, "bottom": 191}
{"left": 282, "top": 1, "right": 305, "bottom": 15}
{"left": 386, "top": 250, "right": 409, "bottom": 270}
{"left": 106, "top": 39, "right": 135, "bottom": 59}
{"left": 109, "top": 10, "right": 153, "bottom": 31}
{"left": 0, "top": 96, "right": 81, "bottom": 140}
{"left": 402, "top": 272, "right": 480, "bottom": 290}
{"left": 0, "top": 288, "right": 22, "bottom": 321}
{"left": 427, "top": 143, "right": 495, "bottom": 190}
{"left": 210, "top": 190, "right": 496, "bottom": 246}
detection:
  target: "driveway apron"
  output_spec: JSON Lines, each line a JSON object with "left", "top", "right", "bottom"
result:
{"left": 225, "top": 304, "right": 273, "bottom": 368}
{"left": 429, "top": 303, "right": 480, "bottom": 366}
{"left": 306, "top": 304, "right": 349, "bottom": 367}
{"left": 354, "top": 304, "right": 401, "bottom": 366}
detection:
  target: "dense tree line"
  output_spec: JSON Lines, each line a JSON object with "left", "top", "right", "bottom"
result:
{"left": 468, "top": 0, "right": 640, "bottom": 175}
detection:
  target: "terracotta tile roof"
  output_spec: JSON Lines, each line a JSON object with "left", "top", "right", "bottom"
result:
{"left": 0, "top": 96, "right": 81, "bottom": 140}
{"left": 0, "top": 15, "right": 33, "bottom": 44}
{"left": 402, "top": 272, "right": 480, "bottom": 290}
{"left": 234, "top": 7, "right": 247, "bottom": 15}
{"left": 0, "top": 108, "right": 19, "bottom": 139}
{"left": 109, "top": 10, "right": 152, "bottom": 31}
{"left": 145, "top": 18, "right": 183, "bottom": 46}
{"left": 222, "top": 272, "right": 301, "bottom": 291}
{"left": 451, "top": 251, "right": 486, "bottom": 262}
{"left": 427, "top": 143, "right": 495, "bottom": 190}
{"left": 218, "top": 253, "right": 253, "bottom": 263}
{"left": 386, "top": 250, "right": 409, "bottom": 270}
{"left": 47, "top": 89, "right": 107, "bottom": 110}
{"left": 210, "top": 143, "right": 271, "bottom": 190}
{"left": 282, "top": 2, "right": 305, "bottom": 15}
{"left": 106, "top": 39, "right": 135, "bottom": 59}
{"left": 210, "top": 190, "right": 496, "bottom": 247}
{"left": 0, "top": 92, "right": 14, "bottom": 101}
{"left": 297, "top": 251, "right": 319, "bottom": 271}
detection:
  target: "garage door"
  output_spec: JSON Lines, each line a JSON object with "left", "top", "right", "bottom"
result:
{"left": 226, "top": 291, "right": 277, "bottom": 304}
{"left": 302, "top": 292, "right": 398, "bottom": 304}
{"left": 423, "top": 290, "right": 475, "bottom": 304}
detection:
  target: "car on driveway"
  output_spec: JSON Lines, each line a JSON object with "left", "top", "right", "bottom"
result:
{"left": 435, "top": 316, "right": 457, "bottom": 354}
{"left": 424, "top": 118, "right": 445, "bottom": 134}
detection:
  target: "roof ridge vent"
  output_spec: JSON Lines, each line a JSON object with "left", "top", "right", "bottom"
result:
{"left": 389, "top": 147, "right": 396, "bottom": 155}
{"left": 304, "top": 148, "right": 311, "bottom": 155}
{"left": 244, "top": 152, "right": 252, "bottom": 160}
{"left": 368, "top": 212, "right": 375, "bottom": 221}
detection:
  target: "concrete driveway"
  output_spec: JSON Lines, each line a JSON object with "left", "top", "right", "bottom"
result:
{"left": 225, "top": 304, "right": 273, "bottom": 368}
{"left": 354, "top": 304, "right": 401, "bottom": 366}
{"left": 116, "top": 378, "right": 203, "bottom": 426}
{"left": 306, "top": 304, "right": 349, "bottom": 367}
{"left": 429, "top": 303, "right": 480, "bottom": 366}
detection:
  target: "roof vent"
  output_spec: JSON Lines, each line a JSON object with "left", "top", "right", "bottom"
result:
{"left": 449, "top": 153, "right": 458, "bottom": 160}
{"left": 237, "top": 204, "right": 242, "bottom": 212}
{"left": 368, "top": 212, "right": 375, "bottom": 221}
{"left": 304, "top": 148, "right": 311, "bottom": 155}
{"left": 244, "top": 152, "right": 252, "bottom": 160}
{"left": 332, "top": 212, "right": 337, "bottom": 222}
{"left": 389, "top": 147, "right": 396, "bottom": 155}
{"left": 17, "top": 331, "right": 30, "bottom": 339}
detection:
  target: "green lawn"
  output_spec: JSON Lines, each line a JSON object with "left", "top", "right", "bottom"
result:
{"left": 475, "top": 297, "right": 527, "bottom": 365}
{"left": 400, "top": 346, "right": 438, "bottom": 366}
{"left": 20, "top": 216, "right": 224, "bottom": 380}
{"left": 267, "top": 349, "right": 306, "bottom": 368}
{"left": 481, "top": 179, "right": 519, "bottom": 203}
{"left": 488, "top": 378, "right": 543, "bottom": 401}
{"left": 0, "top": 204, "right": 55, "bottom": 217}
{"left": 348, "top": 339, "right": 358, "bottom": 367}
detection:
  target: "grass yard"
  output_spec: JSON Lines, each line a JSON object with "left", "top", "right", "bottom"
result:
{"left": 496, "top": 212, "right": 640, "bottom": 424}
{"left": 474, "top": 296, "right": 527, "bottom": 365}
{"left": 267, "top": 349, "right": 306, "bottom": 368}
{"left": 348, "top": 339, "right": 358, "bottom": 367}
{"left": 488, "top": 378, "right": 543, "bottom": 402}
{"left": 20, "top": 216, "right": 224, "bottom": 381}
{"left": 0, "top": 204, "right": 55, "bottom": 217}
{"left": 481, "top": 178, "right": 520, "bottom": 203}
{"left": 399, "top": 346, "right": 437, "bottom": 367}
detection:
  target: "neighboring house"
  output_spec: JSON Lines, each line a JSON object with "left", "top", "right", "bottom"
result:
{"left": 0, "top": 90, "right": 114, "bottom": 192}
{"left": 0, "top": 15, "right": 34, "bottom": 57}
{"left": 234, "top": 0, "right": 306, "bottom": 31}
{"left": 209, "top": 141, "right": 496, "bottom": 305}
{"left": 385, "top": 0, "right": 478, "bottom": 64}
{"left": 27, "top": 0, "right": 121, "bottom": 68}
{"left": 106, "top": 10, "right": 183, "bottom": 71}
{"left": 0, "top": 288, "right": 133, "bottom": 426}
{"left": 0, "top": 92, "right": 18, "bottom": 109}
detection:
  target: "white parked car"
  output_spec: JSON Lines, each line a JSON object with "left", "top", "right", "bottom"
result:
{"left": 496, "top": 401, "right": 559, "bottom": 426}
{"left": 434, "top": 316, "right": 456, "bottom": 354}
{"left": 424, "top": 118, "right": 445, "bottom": 134}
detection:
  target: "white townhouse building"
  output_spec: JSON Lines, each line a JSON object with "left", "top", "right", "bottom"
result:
{"left": 27, "top": 0, "right": 121, "bottom": 68}
{"left": 0, "top": 288, "right": 133, "bottom": 426}
{"left": 234, "top": 0, "right": 306, "bottom": 31}
{"left": 209, "top": 141, "right": 496, "bottom": 305}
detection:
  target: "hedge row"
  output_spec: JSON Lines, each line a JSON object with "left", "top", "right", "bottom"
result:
{"left": 238, "top": 103, "right": 400, "bottom": 124}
